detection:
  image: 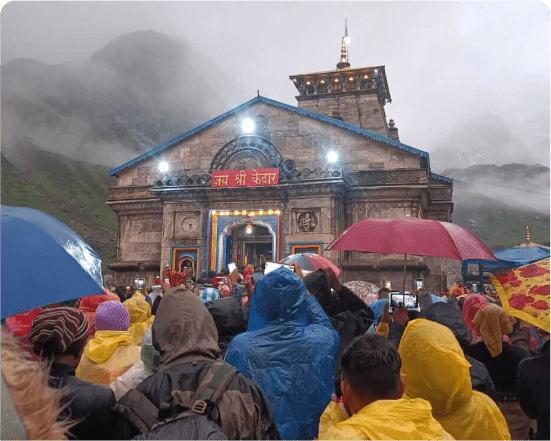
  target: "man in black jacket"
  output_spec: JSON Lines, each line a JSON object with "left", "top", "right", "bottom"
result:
{"left": 517, "top": 339, "right": 549, "bottom": 440}
{"left": 303, "top": 268, "right": 374, "bottom": 396}
{"left": 114, "top": 287, "right": 280, "bottom": 440}
{"left": 205, "top": 296, "right": 248, "bottom": 357}
{"left": 29, "top": 307, "right": 117, "bottom": 440}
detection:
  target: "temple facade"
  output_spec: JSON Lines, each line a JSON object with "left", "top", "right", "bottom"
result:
{"left": 106, "top": 37, "right": 454, "bottom": 291}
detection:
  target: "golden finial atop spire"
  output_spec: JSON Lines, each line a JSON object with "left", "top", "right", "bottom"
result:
{"left": 525, "top": 226, "right": 531, "bottom": 245}
{"left": 337, "top": 19, "right": 351, "bottom": 70}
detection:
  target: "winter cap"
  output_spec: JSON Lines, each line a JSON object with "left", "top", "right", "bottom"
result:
{"left": 30, "top": 307, "right": 89, "bottom": 358}
{"left": 95, "top": 301, "right": 130, "bottom": 331}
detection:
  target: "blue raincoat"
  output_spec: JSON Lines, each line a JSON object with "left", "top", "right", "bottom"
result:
{"left": 225, "top": 268, "right": 340, "bottom": 440}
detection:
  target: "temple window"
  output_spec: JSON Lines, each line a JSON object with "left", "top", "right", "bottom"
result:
{"left": 348, "top": 76, "right": 357, "bottom": 91}
{"left": 332, "top": 78, "right": 342, "bottom": 92}
{"left": 318, "top": 80, "right": 327, "bottom": 94}
{"left": 305, "top": 81, "right": 315, "bottom": 95}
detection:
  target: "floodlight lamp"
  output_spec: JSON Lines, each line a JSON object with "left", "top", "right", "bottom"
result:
{"left": 246, "top": 225, "right": 253, "bottom": 234}
{"left": 241, "top": 118, "right": 255, "bottom": 133}
{"left": 327, "top": 151, "right": 339, "bottom": 163}
{"left": 159, "top": 161, "right": 169, "bottom": 173}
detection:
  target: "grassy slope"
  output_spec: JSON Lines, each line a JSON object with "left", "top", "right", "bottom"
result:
{"left": 2, "top": 150, "right": 118, "bottom": 270}
{"left": 451, "top": 187, "right": 550, "bottom": 250}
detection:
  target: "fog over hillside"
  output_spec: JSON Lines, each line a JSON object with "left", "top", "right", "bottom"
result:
{"left": 1, "top": 31, "right": 249, "bottom": 168}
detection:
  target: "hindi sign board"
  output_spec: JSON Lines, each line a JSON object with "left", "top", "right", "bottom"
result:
{"left": 211, "top": 168, "right": 280, "bottom": 188}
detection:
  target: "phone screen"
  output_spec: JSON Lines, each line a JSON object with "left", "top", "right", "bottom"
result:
{"left": 389, "top": 292, "right": 418, "bottom": 311}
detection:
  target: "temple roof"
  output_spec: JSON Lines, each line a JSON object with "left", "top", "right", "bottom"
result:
{"left": 110, "top": 95, "right": 445, "bottom": 180}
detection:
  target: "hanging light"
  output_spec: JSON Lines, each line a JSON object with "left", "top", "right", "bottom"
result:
{"left": 246, "top": 225, "right": 253, "bottom": 234}
{"left": 241, "top": 118, "right": 255, "bottom": 134}
{"left": 275, "top": 209, "right": 281, "bottom": 215}
{"left": 327, "top": 151, "right": 339, "bottom": 163}
{"left": 159, "top": 161, "right": 169, "bottom": 173}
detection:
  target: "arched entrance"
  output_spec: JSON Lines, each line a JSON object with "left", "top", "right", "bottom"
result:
{"left": 217, "top": 219, "right": 276, "bottom": 271}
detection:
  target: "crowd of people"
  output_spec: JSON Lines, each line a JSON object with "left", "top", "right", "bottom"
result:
{"left": 2, "top": 263, "right": 549, "bottom": 440}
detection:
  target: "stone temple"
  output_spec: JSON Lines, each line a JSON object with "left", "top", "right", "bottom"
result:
{"left": 106, "top": 34, "right": 454, "bottom": 292}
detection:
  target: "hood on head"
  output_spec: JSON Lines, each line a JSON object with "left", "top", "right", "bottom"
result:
{"left": 205, "top": 297, "right": 247, "bottom": 339}
{"left": 248, "top": 267, "right": 308, "bottom": 332}
{"left": 124, "top": 292, "right": 152, "bottom": 324}
{"left": 399, "top": 319, "right": 472, "bottom": 417}
{"left": 152, "top": 287, "right": 220, "bottom": 367}
{"left": 302, "top": 269, "right": 332, "bottom": 313}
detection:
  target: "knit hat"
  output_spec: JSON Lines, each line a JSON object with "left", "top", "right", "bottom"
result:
{"left": 95, "top": 301, "right": 130, "bottom": 331}
{"left": 29, "top": 307, "right": 89, "bottom": 358}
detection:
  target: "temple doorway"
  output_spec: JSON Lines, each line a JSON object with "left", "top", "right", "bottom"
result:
{"left": 226, "top": 224, "right": 273, "bottom": 270}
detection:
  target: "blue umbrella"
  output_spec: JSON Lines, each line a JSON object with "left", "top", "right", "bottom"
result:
{"left": 1, "top": 205, "right": 104, "bottom": 319}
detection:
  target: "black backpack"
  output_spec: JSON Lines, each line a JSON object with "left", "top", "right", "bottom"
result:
{"left": 116, "top": 361, "right": 237, "bottom": 440}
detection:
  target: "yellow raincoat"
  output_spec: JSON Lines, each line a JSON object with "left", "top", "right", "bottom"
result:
{"left": 124, "top": 291, "right": 154, "bottom": 346}
{"left": 76, "top": 330, "right": 140, "bottom": 386}
{"left": 318, "top": 398, "right": 454, "bottom": 440}
{"left": 399, "top": 319, "right": 511, "bottom": 440}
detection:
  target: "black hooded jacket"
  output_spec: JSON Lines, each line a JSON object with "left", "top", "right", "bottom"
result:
{"left": 517, "top": 341, "right": 550, "bottom": 440}
{"left": 49, "top": 363, "right": 116, "bottom": 440}
{"left": 302, "top": 270, "right": 374, "bottom": 396}
{"left": 113, "top": 288, "right": 279, "bottom": 440}
{"left": 205, "top": 297, "right": 248, "bottom": 356}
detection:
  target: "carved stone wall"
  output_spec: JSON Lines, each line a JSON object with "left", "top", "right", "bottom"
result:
{"left": 118, "top": 214, "right": 163, "bottom": 262}
{"left": 115, "top": 101, "right": 423, "bottom": 188}
{"left": 174, "top": 211, "right": 202, "bottom": 237}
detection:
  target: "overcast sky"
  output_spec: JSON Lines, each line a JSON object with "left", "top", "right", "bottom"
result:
{"left": 2, "top": 1, "right": 549, "bottom": 165}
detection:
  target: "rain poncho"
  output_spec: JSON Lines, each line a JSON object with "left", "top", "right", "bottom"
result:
{"left": 225, "top": 268, "right": 339, "bottom": 440}
{"left": 318, "top": 398, "right": 454, "bottom": 440}
{"left": 399, "top": 319, "right": 511, "bottom": 440}
{"left": 200, "top": 287, "right": 220, "bottom": 303}
{"left": 76, "top": 330, "right": 141, "bottom": 386}
{"left": 109, "top": 328, "right": 160, "bottom": 400}
{"left": 124, "top": 291, "right": 154, "bottom": 346}
{"left": 367, "top": 299, "right": 388, "bottom": 331}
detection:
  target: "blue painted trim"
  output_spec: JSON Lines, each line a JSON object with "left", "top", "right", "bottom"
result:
{"left": 288, "top": 241, "right": 325, "bottom": 256}
{"left": 429, "top": 172, "right": 453, "bottom": 184}
{"left": 110, "top": 95, "right": 431, "bottom": 176}
{"left": 170, "top": 244, "right": 203, "bottom": 271}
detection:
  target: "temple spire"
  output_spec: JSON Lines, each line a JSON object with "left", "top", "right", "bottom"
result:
{"left": 337, "top": 20, "right": 350, "bottom": 70}
{"left": 525, "top": 225, "right": 531, "bottom": 246}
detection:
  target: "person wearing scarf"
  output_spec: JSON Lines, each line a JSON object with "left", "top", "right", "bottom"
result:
{"left": 467, "top": 303, "right": 533, "bottom": 439}
{"left": 76, "top": 301, "right": 140, "bottom": 386}
{"left": 462, "top": 293, "right": 488, "bottom": 342}
{"left": 123, "top": 291, "right": 154, "bottom": 346}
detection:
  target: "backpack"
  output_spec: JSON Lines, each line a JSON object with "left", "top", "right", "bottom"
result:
{"left": 116, "top": 361, "right": 237, "bottom": 440}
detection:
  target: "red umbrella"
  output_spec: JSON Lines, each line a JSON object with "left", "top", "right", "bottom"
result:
{"left": 327, "top": 217, "right": 497, "bottom": 290}
{"left": 280, "top": 253, "right": 341, "bottom": 277}
{"left": 328, "top": 217, "right": 497, "bottom": 261}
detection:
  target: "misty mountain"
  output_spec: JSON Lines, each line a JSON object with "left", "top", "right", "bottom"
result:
{"left": 430, "top": 113, "right": 550, "bottom": 170}
{"left": 446, "top": 163, "right": 550, "bottom": 249}
{"left": 2, "top": 30, "right": 248, "bottom": 167}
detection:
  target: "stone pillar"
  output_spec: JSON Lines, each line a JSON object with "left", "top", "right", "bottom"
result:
{"left": 388, "top": 119, "right": 400, "bottom": 142}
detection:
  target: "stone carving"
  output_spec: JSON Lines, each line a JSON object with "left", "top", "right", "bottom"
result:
{"left": 174, "top": 212, "right": 201, "bottom": 237}
{"left": 294, "top": 209, "right": 320, "bottom": 233}
{"left": 297, "top": 212, "right": 318, "bottom": 232}
{"left": 209, "top": 135, "right": 285, "bottom": 173}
